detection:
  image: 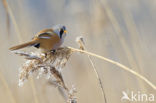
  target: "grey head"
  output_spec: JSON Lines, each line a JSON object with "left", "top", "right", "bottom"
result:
{"left": 53, "top": 24, "right": 67, "bottom": 40}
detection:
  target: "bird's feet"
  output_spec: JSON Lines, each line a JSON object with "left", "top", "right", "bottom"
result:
{"left": 44, "top": 53, "right": 48, "bottom": 58}
{"left": 44, "top": 50, "right": 56, "bottom": 58}
{"left": 51, "top": 50, "right": 56, "bottom": 55}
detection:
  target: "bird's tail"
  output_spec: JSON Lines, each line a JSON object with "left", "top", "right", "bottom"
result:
{"left": 9, "top": 40, "right": 38, "bottom": 51}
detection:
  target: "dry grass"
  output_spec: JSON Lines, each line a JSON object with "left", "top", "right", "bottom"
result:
{"left": 68, "top": 46, "right": 156, "bottom": 90}
{"left": 76, "top": 36, "right": 107, "bottom": 103}
{"left": 10, "top": 36, "right": 156, "bottom": 103}
{"left": 1, "top": 1, "right": 39, "bottom": 103}
{"left": 12, "top": 47, "right": 76, "bottom": 103}
{"left": 96, "top": 0, "right": 150, "bottom": 93}
{"left": 1, "top": 0, "right": 156, "bottom": 103}
{"left": 0, "top": 67, "right": 16, "bottom": 103}
{"left": 1, "top": 0, "right": 22, "bottom": 42}
{"left": 2, "top": 0, "right": 10, "bottom": 36}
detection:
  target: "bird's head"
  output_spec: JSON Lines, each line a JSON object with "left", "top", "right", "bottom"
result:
{"left": 53, "top": 25, "right": 67, "bottom": 40}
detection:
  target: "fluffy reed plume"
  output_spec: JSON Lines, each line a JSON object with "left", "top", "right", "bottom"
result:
{"left": 12, "top": 48, "right": 76, "bottom": 103}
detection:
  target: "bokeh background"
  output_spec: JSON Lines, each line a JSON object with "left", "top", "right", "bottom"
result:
{"left": 0, "top": 0, "right": 156, "bottom": 103}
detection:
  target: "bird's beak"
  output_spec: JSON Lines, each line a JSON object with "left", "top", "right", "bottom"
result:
{"left": 64, "top": 30, "right": 67, "bottom": 33}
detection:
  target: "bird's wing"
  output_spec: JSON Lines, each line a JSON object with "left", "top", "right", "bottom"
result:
{"left": 35, "top": 29, "right": 55, "bottom": 39}
{"left": 37, "top": 33, "right": 52, "bottom": 39}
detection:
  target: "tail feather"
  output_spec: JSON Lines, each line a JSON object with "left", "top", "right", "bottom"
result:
{"left": 9, "top": 40, "right": 38, "bottom": 51}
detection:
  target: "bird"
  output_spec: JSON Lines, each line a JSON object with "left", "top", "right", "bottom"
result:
{"left": 9, "top": 25, "right": 67, "bottom": 53}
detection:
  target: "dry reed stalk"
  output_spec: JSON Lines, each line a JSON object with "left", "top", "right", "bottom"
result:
{"left": 30, "top": 78, "right": 39, "bottom": 103}
{"left": 1, "top": 0, "right": 22, "bottom": 42}
{"left": 2, "top": 0, "right": 10, "bottom": 36}
{"left": 96, "top": 0, "right": 148, "bottom": 92}
{"left": 68, "top": 47, "right": 156, "bottom": 90}
{"left": 3, "top": 1, "right": 39, "bottom": 102}
{"left": 97, "top": 0, "right": 141, "bottom": 72}
{"left": 118, "top": 2, "right": 148, "bottom": 92}
{"left": 76, "top": 36, "right": 107, "bottom": 103}
{"left": 0, "top": 68, "right": 17, "bottom": 103}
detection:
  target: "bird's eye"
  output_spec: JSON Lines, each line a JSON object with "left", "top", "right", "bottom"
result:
{"left": 59, "top": 29, "right": 64, "bottom": 38}
{"left": 62, "top": 26, "right": 66, "bottom": 30}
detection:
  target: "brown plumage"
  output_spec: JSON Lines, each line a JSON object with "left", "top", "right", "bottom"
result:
{"left": 9, "top": 29, "right": 61, "bottom": 52}
{"left": 9, "top": 39, "right": 38, "bottom": 50}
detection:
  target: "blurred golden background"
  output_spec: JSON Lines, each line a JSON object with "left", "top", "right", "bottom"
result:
{"left": 0, "top": 0, "right": 156, "bottom": 103}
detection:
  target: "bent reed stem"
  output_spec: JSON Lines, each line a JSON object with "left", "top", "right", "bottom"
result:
{"left": 68, "top": 47, "right": 156, "bottom": 90}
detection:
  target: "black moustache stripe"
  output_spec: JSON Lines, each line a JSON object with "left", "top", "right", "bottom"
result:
{"left": 60, "top": 29, "right": 64, "bottom": 39}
